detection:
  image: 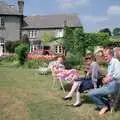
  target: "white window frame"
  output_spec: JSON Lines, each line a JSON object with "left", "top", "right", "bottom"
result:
{"left": 29, "top": 30, "right": 37, "bottom": 38}
{"left": 56, "top": 29, "right": 63, "bottom": 38}
{"left": 55, "top": 45, "right": 63, "bottom": 54}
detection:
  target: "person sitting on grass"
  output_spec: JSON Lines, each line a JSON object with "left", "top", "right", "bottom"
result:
{"left": 62, "top": 53, "right": 101, "bottom": 107}
{"left": 87, "top": 48, "right": 120, "bottom": 115}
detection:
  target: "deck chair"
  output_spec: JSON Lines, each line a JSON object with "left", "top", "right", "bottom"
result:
{"left": 51, "top": 68, "right": 66, "bottom": 93}
{"left": 51, "top": 68, "right": 79, "bottom": 93}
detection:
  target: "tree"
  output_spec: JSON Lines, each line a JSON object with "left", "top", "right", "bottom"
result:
{"left": 41, "top": 32, "right": 54, "bottom": 43}
{"left": 63, "top": 26, "right": 74, "bottom": 52}
{"left": 96, "top": 32, "right": 110, "bottom": 45}
{"left": 99, "top": 28, "right": 112, "bottom": 36}
{"left": 113, "top": 27, "right": 120, "bottom": 36}
{"left": 63, "top": 26, "right": 110, "bottom": 56}
{"left": 73, "top": 26, "right": 86, "bottom": 56}
{"left": 62, "top": 26, "right": 110, "bottom": 67}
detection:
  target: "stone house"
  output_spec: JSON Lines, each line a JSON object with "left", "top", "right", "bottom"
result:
{"left": 0, "top": 0, "right": 81, "bottom": 56}
{"left": 0, "top": 0, "right": 23, "bottom": 56}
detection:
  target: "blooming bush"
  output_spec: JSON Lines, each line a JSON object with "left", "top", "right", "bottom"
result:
{"left": 38, "top": 66, "right": 51, "bottom": 75}
{"left": 27, "top": 54, "right": 56, "bottom": 60}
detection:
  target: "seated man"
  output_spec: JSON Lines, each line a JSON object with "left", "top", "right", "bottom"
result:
{"left": 113, "top": 47, "right": 120, "bottom": 60}
{"left": 63, "top": 53, "right": 101, "bottom": 106}
{"left": 87, "top": 49, "right": 120, "bottom": 115}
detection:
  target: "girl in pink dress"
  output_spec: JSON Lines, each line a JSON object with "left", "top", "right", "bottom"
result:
{"left": 54, "top": 67, "right": 80, "bottom": 82}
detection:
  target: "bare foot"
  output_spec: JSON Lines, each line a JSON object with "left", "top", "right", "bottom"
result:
{"left": 99, "top": 106, "right": 108, "bottom": 115}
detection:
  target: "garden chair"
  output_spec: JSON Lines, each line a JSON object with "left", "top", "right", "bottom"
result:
{"left": 51, "top": 68, "right": 66, "bottom": 93}
{"left": 51, "top": 68, "right": 81, "bottom": 93}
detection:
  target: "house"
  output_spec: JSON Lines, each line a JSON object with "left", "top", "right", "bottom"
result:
{"left": 0, "top": 0, "right": 81, "bottom": 56}
{"left": 23, "top": 14, "right": 81, "bottom": 54}
{"left": 0, "top": 0, "right": 23, "bottom": 56}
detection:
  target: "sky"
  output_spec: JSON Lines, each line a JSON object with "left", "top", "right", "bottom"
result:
{"left": 5, "top": 0, "right": 120, "bottom": 32}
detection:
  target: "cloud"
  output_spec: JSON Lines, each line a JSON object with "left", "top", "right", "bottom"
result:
{"left": 107, "top": 5, "right": 120, "bottom": 16}
{"left": 82, "top": 15, "right": 108, "bottom": 23}
{"left": 57, "top": 0, "right": 89, "bottom": 9}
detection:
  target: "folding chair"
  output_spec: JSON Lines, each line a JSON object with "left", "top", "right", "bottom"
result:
{"left": 51, "top": 69, "right": 66, "bottom": 93}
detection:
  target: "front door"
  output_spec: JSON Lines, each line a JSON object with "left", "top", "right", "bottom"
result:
{"left": 0, "top": 45, "right": 3, "bottom": 56}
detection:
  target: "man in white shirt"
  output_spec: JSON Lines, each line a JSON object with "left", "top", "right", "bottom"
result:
{"left": 88, "top": 49, "right": 120, "bottom": 115}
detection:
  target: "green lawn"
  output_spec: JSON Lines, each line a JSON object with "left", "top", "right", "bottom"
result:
{"left": 0, "top": 67, "right": 120, "bottom": 120}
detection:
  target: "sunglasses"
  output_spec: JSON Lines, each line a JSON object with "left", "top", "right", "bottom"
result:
{"left": 85, "top": 57, "right": 91, "bottom": 60}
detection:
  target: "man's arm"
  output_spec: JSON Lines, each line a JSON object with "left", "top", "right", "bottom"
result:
{"left": 102, "top": 75, "right": 112, "bottom": 84}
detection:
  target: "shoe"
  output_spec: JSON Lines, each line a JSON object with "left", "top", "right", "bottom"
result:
{"left": 94, "top": 107, "right": 101, "bottom": 111}
{"left": 62, "top": 97, "right": 72, "bottom": 101}
{"left": 72, "top": 103, "right": 82, "bottom": 107}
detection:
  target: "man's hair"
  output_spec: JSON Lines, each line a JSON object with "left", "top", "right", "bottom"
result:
{"left": 104, "top": 48, "right": 113, "bottom": 56}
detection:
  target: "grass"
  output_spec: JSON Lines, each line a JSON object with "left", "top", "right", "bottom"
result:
{"left": 0, "top": 67, "right": 120, "bottom": 120}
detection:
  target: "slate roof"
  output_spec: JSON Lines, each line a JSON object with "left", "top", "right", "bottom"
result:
{"left": 0, "top": 1, "right": 19, "bottom": 15}
{"left": 23, "top": 14, "right": 81, "bottom": 29}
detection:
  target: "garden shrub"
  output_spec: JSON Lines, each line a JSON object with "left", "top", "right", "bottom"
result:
{"left": 6, "top": 41, "right": 21, "bottom": 53}
{"left": 15, "top": 44, "right": 29, "bottom": 65}
{"left": 25, "top": 59, "right": 50, "bottom": 69}
{"left": 0, "top": 54, "right": 17, "bottom": 62}
{"left": 0, "top": 55, "right": 20, "bottom": 68}
{"left": 6, "top": 39, "right": 30, "bottom": 53}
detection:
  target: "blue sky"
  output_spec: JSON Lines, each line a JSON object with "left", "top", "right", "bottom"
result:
{"left": 6, "top": 0, "right": 120, "bottom": 32}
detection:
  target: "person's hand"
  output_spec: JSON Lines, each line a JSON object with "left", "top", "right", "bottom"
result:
{"left": 102, "top": 76, "right": 112, "bottom": 84}
{"left": 102, "top": 77, "right": 108, "bottom": 84}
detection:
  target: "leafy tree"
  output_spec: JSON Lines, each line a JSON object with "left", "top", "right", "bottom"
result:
{"left": 113, "top": 27, "right": 120, "bottom": 36}
{"left": 62, "top": 26, "right": 110, "bottom": 66}
{"left": 63, "top": 26, "right": 74, "bottom": 52}
{"left": 99, "top": 28, "right": 112, "bottom": 36}
{"left": 96, "top": 32, "right": 110, "bottom": 45}
{"left": 41, "top": 32, "right": 54, "bottom": 43}
{"left": 73, "top": 26, "right": 86, "bottom": 56}
{"left": 87, "top": 32, "right": 109, "bottom": 46}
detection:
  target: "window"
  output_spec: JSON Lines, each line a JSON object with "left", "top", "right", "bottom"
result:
{"left": 29, "top": 30, "right": 37, "bottom": 38}
{"left": 0, "top": 17, "right": 5, "bottom": 28}
{"left": 55, "top": 45, "right": 63, "bottom": 54}
{"left": 0, "top": 37, "right": 4, "bottom": 44}
{"left": 56, "top": 29, "right": 63, "bottom": 38}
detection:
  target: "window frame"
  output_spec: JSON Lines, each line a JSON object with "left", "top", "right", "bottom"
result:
{"left": 0, "top": 17, "right": 5, "bottom": 28}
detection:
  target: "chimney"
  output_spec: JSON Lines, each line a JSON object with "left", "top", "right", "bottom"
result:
{"left": 18, "top": 0, "right": 24, "bottom": 15}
